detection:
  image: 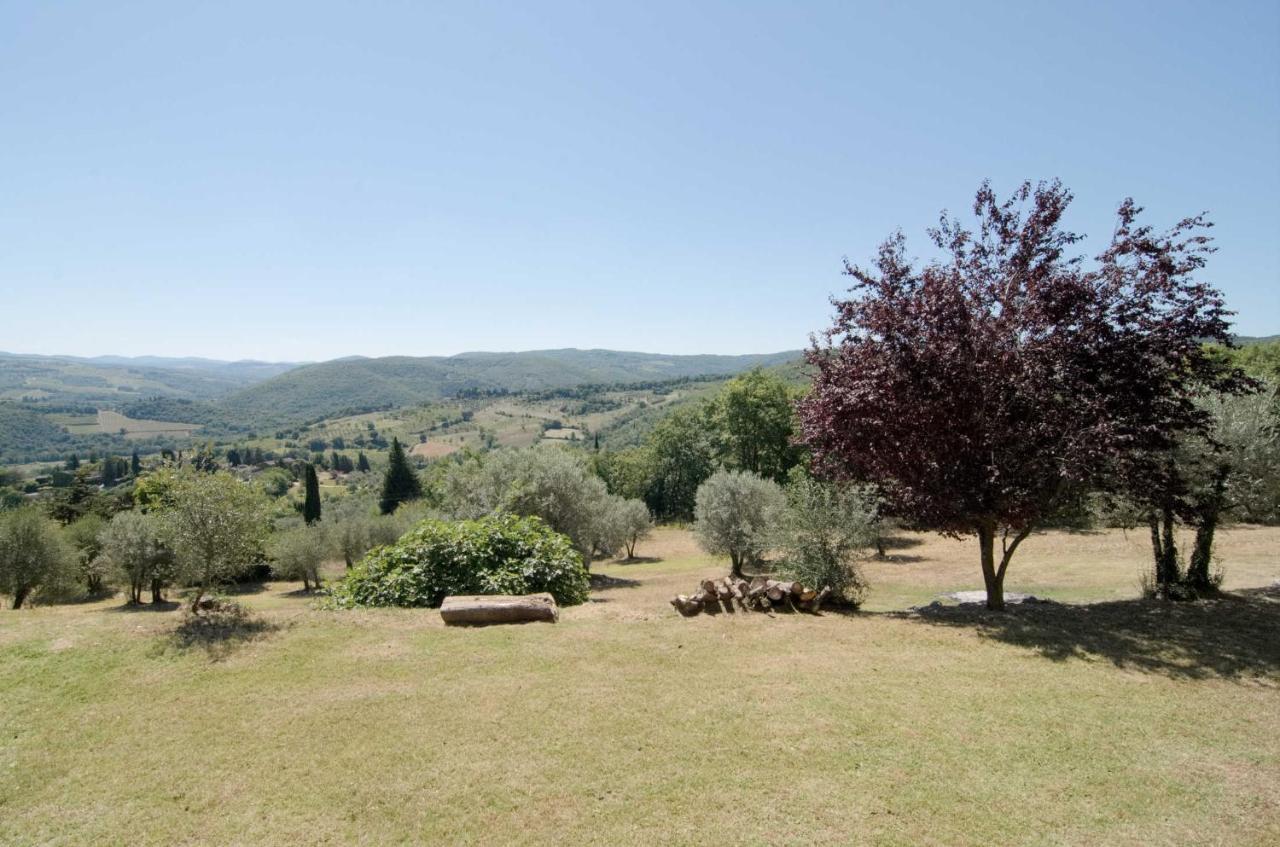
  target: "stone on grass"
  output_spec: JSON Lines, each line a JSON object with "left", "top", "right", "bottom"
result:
{"left": 944, "top": 590, "right": 1039, "bottom": 605}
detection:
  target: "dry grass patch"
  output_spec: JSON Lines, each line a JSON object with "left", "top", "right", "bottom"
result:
{"left": 1, "top": 527, "right": 1277, "bottom": 845}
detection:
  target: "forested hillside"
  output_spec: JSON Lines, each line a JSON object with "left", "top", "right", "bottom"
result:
{"left": 220, "top": 349, "right": 801, "bottom": 427}
{"left": 0, "top": 352, "right": 296, "bottom": 406}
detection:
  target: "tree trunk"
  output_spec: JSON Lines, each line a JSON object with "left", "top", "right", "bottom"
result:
{"left": 12, "top": 586, "right": 30, "bottom": 609}
{"left": 977, "top": 523, "right": 1004, "bottom": 611}
{"left": 1148, "top": 515, "right": 1162, "bottom": 582}
{"left": 150, "top": 579, "right": 164, "bottom": 604}
{"left": 730, "top": 551, "right": 744, "bottom": 579}
{"left": 1157, "top": 506, "right": 1180, "bottom": 587}
{"left": 1186, "top": 466, "right": 1228, "bottom": 591}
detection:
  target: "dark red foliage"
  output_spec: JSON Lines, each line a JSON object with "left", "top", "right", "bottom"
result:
{"left": 798, "top": 180, "right": 1247, "bottom": 547}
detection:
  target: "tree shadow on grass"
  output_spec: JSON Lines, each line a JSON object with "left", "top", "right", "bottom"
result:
{"left": 166, "top": 601, "right": 279, "bottom": 662}
{"left": 590, "top": 573, "right": 641, "bottom": 591}
{"left": 221, "top": 581, "right": 269, "bottom": 596}
{"left": 876, "top": 554, "right": 929, "bottom": 565}
{"left": 107, "top": 600, "right": 181, "bottom": 613}
{"left": 903, "top": 585, "right": 1280, "bottom": 680}
{"left": 279, "top": 587, "right": 325, "bottom": 598}
{"left": 879, "top": 534, "right": 925, "bottom": 551}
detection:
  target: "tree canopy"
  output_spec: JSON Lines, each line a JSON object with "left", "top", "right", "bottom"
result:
{"left": 798, "top": 180, "right": 1249, "bottom": 609}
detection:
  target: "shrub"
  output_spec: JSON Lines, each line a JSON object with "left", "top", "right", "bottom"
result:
{"left": 325, "top": 514, "right": 589, "bottom": 608}
{"left": 257, "top": 467, "right": 293, "bottom": 499}
{"left": 694, "top": 470, "right": 785, "bottom": 577}
{"left": 774, "top": 477, "right": 879, "bottom": 607}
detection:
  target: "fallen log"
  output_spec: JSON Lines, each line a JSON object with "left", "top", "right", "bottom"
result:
{"left": 794, "top": 586, "right": 818, "bottom": 603}
{"left": 673, "top": 579, "right": 834, "bottom": 617}
{"left": 796, "top": 586, "right": 832, "bottom": 614}
{"left": 440, "top": 593, "right": 559, "bottom": 626}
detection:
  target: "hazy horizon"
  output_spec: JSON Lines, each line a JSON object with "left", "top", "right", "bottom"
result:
{"left": 0, "top": 344, "right": 810, "bottom": 366}
{"left": 3, "top": 2, "right": 1277, "bottom": 360}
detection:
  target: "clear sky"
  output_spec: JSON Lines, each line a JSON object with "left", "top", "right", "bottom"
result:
{"left": 2, "top": 1, "right": 1277, "bottom": 362}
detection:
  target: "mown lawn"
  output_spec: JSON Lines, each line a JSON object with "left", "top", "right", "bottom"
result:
{"left": 2, "top": 528, "right": 1277, "bottom": 846}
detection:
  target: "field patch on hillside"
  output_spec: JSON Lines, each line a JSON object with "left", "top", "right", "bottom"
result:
{"left": 409, "top": 440, "right": 460, "bottom": 459}
{"left": 94, "top": 409, "right": 199, "bottom": 438}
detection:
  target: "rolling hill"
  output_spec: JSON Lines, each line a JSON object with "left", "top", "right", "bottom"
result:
{"left": 220, "top": 349, "right": 802, "bottom": 427}
{"left": 0, "top": 351, "right": 301, "bottom": 407}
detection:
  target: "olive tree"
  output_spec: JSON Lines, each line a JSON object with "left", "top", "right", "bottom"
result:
{"left": 614, "top": 498, "right": 653, "bottom": 559}
{"left": 65, "top": 513, "right": 108, "bottom": 595}
{"left": 693, "top": 470, "right": 785, "bottom": 578}
{"left": 98, "top": 510, "right": 174, "bottom": 604}
{"left": 1145, "top": 382, "right": 1280, "bottom": 594}
{"left": 329, "top": 496, "right": 405, "bottom": 568}
{"left": 0, "top": 507, "right": 74, "bottom": 609}
{"left": 161, "top": 470, "right": 270, "bottom": 611}
{"left": 268, "top": 523, "right": 331, "bottom": 591}
{"left": 442, "top": 448, "right": 628, "bottom": 563}
{"left": 774, "top": 477, "right": 880, "bottom": 607}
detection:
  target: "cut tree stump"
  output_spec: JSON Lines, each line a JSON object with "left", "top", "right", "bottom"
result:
{"left": 440, "top": 593, "right": 559, "bottom": 626}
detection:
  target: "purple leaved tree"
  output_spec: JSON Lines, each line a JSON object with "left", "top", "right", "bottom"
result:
{"left": 797, "top": 180, "right": 1247, "bottom": 610}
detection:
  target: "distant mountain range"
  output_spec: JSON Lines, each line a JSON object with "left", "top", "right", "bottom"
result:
{"left": 0, "top": 351, "right": 302, "bottom": 385}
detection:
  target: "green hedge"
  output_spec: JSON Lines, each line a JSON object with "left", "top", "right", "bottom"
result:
{"left": 325, "top": 514, "right": 589, "bottom": 609}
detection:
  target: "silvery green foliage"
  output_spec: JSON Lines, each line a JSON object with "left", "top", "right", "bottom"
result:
{"left": 0, "top": 507, "right": 74, "bottom": 608}
{"left": 775, "top": 477, "right": 879, "bottom": 607}
{"left": 441, "top": 448, "right": 645, "bottom": 560}
{"left": 693, "top": 470, "right": 785, "bottom": 575}
{"left": 97, "top": 510, "right": 174, "bottom": 604}
{"left": 268, "top": 523, "right": 332, "bottom": 589}
{"left": 613, "top": 498, "right": 653, "bottom": 558}
{"left": 1204, "top": 382, "right": 1280, "bottom": 524}
{"left": 328, "top": 495, "right": 406, "bottom": 568}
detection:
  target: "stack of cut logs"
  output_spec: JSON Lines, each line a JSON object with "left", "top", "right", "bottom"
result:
{"left": 670, "top": 576, "right": 832, "bottom": 616}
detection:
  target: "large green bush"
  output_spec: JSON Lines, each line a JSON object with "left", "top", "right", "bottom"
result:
{"left": 325, "top": 515, "right": 589, "bottom": 609}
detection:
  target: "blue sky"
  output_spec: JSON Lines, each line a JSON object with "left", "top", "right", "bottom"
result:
{"left": 2, "top": 1, "right": 1277, "bottom": 361}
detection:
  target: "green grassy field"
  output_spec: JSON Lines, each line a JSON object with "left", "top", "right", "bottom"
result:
{"left": 2, "top": 527, "right": 1277, "bottom": 846}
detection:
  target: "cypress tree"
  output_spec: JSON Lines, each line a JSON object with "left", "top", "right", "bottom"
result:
{"left": 102, "top": 456, "right": 118, "bottom": 487}
{"left": 303, "top": 464, "right": 322, "bottom": 525}
{"left": 379, "top": 438, "right": 421, "bottom": 514}
{"left": 357, "top": 452, "right": 370, "bottom": 473}
{"left": 130, "top": 450, "right": 142, "bottom": 476}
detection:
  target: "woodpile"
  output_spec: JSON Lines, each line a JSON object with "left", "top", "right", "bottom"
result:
{"left": 440, "top": 593, "right": 559, "bottom": 625}
{"left": 670, "top": 576, "right": 832, "bottom": 617}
